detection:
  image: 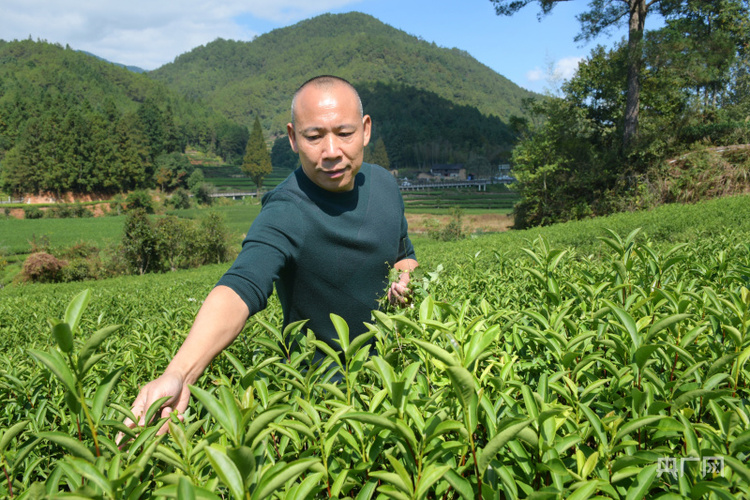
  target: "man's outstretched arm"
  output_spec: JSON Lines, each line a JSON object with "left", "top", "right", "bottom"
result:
{"left": 122, "top": 285, "right": 249, "bottom": 436}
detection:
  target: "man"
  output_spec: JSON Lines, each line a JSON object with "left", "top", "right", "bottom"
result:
{"left": 123, "top": 76, "right": 417, "bottom": 433}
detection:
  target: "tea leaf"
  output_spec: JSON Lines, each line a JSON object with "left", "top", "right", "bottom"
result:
{"left": 613, "top": 415, "right": 665, "bottom": 445}
{"left": 78, "top": 324, "right": 121, "bottom": 371}
{"left": 624, "top": 464, "right": 657, "bottom": 500}
{"left": 446, "top": 366, "right": 476, "bottom": 411}
{"left": 567, "top": 479, "right": 599, "bottom": 500}
{"left": 91, "top": 367, "right": 125, "bottom": 422}
{"left": 65, "top": 288, "right": 91, "bottom": 333}
{"left": 69, "top": 457, "right": 115, "bottom": 498}
{"left": 0, "top": 420, "right": 29, "bottom": 453}
{"left": 27, "top": 348, "right": 76, "bottom": 393}
{"left": 37, "top": 431, "right": 95, "bottom": 462}
{"left": 478, "top": 418, "right": 533, "bottom": 474}
{"left": 205, "top": 446, "right": 244, "bottom": 500}
{"left": 252, "top": 457, "right": 318, "bottom": 500}
{"left": 411, "top": 338, "right": 458, "bottom": 366}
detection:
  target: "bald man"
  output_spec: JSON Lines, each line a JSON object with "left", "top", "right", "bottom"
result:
{"left": 122, "top": 75, "right": 417, "bottom": 434}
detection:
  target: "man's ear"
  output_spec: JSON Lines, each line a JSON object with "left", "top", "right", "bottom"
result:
{"left": 286, "top": 123, "right": 298, "bottom": 153}
{"left": 362, "top": 115, "right": 372, "bottom": 147}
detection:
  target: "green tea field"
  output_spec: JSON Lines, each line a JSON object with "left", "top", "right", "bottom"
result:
{"left": 1, "top": 194, "right": 749, "bottom": 498}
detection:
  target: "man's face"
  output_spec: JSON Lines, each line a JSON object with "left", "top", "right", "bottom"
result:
{"left": 287, "top": 83, "right": 371, "bottom": 192}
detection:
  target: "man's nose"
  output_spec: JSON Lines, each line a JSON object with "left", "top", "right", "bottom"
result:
{"left": 321, "top": 135, "right": 342, "bottom": 159}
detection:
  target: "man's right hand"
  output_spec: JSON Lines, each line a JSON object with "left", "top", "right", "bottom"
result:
{"left": 117, "top": 286, "right": 250, "bottom": 445}
{"left": 120, "top": 371, "right": 191, "bottom": 440}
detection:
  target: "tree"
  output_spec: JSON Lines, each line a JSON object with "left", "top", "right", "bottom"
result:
{"left": 367, "top": 137, "right": 391, "bottom": 168}
{"left": 121, "top": 209, "right": 160, "bottom": 275}
{"left": 241, "top": 117, "right": 273, "bottom": 192}
{"left": 489, "top": 0, "right": 666, "bottom": 150}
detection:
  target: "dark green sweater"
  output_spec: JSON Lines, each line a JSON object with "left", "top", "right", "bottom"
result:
{"left": 216, "top": 163, "right": 416, "bottom": 351}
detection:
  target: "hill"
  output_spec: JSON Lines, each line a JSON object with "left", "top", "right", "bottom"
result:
{"left": 0, "top": 39, "right": 248, "bottom": 196}
{"left": 150, "top": 12, "right": 535, "bottom": 168}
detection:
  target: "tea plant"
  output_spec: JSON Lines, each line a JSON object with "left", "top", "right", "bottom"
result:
{"left": 2, "top": 196, "right": 750, "bottom": 498}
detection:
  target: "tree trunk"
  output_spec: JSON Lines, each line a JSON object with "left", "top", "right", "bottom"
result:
{"left": 624, "top": 0, "right": 647, "bottom": 151}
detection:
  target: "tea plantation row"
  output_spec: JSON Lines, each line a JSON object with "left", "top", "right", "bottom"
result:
{"left": 1, "top": 195, "right": 749, "bottom": 498}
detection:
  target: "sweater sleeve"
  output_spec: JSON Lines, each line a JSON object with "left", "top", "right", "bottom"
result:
{"left": 215, "top": 193, "right": 303, "bottom": 316}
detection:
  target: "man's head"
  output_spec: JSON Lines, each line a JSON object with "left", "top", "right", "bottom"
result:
{"left": 287, "top": 75, "right": 371, "bottom": 192}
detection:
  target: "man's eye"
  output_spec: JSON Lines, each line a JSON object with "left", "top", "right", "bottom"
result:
{"left": 305, "top": 135, "right": 321, "bottom": 141}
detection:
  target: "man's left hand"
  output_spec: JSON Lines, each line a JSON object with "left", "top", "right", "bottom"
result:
{"left": 388, "top": 273, "right": 412, "bottom": 306}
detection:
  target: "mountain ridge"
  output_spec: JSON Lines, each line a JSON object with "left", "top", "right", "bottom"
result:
{"left": 150, "top": 12, "right": 535, "bottom": 133}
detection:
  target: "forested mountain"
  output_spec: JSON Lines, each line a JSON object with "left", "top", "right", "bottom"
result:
{"left": 0, "top": 12, "right": 534, "bottom": 197}
{"left": 151, "top": 12, "right": 532, "bottom": 168}
{"left": 0, "top": 39, "right": 248, "bottom": 196}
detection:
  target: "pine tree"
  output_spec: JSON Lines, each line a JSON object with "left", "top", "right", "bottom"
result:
{"left": 241, "top": 117, "right": 272, "bottom": 192}
{"left": 369, "top": 137, "right": 391, "bottom": 169}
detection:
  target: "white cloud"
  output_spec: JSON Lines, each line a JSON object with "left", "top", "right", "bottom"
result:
{"left": 525, "top": 67, "right": 545, "bottom": 83}
{"left": 553, "top": 56, "right": 583, "bottom": 80}
{"left": 524, "top": 56, "right": 583, "bottom": 90}
{"left": 1, "top": 0, "right": 362, "bottom": 69}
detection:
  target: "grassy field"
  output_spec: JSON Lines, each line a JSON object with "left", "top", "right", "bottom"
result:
{"left": 0, "top": 216, "right": 126, "bottom": 255}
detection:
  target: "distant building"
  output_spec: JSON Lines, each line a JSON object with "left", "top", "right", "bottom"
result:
{"left": 495, "top": 164, "right": 515, "bottom": 183}
{"left": 429, "top": 164, "right": 466, "bottom": 180}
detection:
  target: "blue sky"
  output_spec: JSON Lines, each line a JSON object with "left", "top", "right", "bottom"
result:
{"left": 3, "top": 0, "right": 639, "bottom": 94}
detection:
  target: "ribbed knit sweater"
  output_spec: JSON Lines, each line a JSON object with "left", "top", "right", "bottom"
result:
{"left": 216, "top": 163, "right": 416, "bottom": 351}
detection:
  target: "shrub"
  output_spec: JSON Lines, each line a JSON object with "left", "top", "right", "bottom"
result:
{"left": 72, "top": 203, "right": 93, "bottom": 218}
{"left": 187, "top": 169, "right": 205, "bottom": 192}
{"left": 196, "top": 212, "right": 235, "bottom": 264}
{"left": 21, "top": 252, "right": 66, "bottom": 283}
{"left": 167, "top": 188, "right": 192, "bottom": 209}
{"left": 45, "top": 204, "right": 75, "bottom": 219}
{"left": 121, "top": 209, "right": 160, "bottom": 274}
{"left": 108, "top": 194, "right": 126, "bottom": 216}
{"left": 154, "top": 216, "right": 195, "bottom": 271}
{"left": 427, "top": 207, "right": 466, "bottom": 241}
{"left": 28, "top": 234, "right": 51, "bottom": 253}
{"left": 60, "top": 258, "right": 96, "bottom": 282}
{"left": 59, "top": 241, "right": 100, "bottom": 260}
{"left": 125, "top": 190, "right": 155, "bottom": 214}
{"left": 23, "top": 206, "right": 43, "bottom": 219}
{"left": 193, "top": 182, "right": 215, "bottom": 206}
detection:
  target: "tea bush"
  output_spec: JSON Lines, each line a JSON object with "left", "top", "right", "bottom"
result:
{"left": 2, "top": 195, "right": 750, "bottom": 498}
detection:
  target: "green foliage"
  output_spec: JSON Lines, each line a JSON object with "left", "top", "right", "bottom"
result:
{"left": 22, "top": 206, "right": 43, "bottom": 219}
{"left": 187, "top": 169, "right": 205, "bottom": 192}
{"left": 193, "top": 182, "right": 216, "bottom": 206}
{"left": 271, "top": 136, "right": 299, "bottom": 171}
{"left": 150, "top": 13, "right": 529, "bottom": 169}
{"left": 508, "top": 0, "right": 750, "bottom": 227}
{"left": 125, "top": 190, "right": 155, "bottom": 214}
{"left": 154, "top": 152, "right": 195, "bottom": 192}
{"left": 427, "top": 207, "right": 466, "bottom": 241}
{"left": 121, "top": 209, "right": 160, "bottom": 275}
{"left": 120, "top": 209, "right": 236, "bottom": 275}
{"left": 167, "top": 188, "right": 193, "bottom": 210}
{"left": 0, "top": 39, "right": 246, "bottom": 196}
{"left": 196, "top": 212, "right": 235, "bottom": 265}
{"left": 366, "top": 137, "right": 390, "bottom": 169}
{"left": 241, "top": 117, "right": 273, "bottom": 190}
{"left": 2, "top": 195, "right": 750, "bottom": 497}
